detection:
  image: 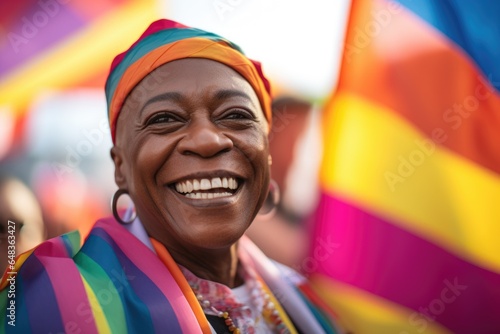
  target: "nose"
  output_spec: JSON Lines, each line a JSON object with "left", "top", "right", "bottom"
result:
{"left": 177, "top": 120, "right": 233, "bottom": 158}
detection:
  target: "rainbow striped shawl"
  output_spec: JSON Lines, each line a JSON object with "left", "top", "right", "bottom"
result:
{"left": 0, "top": 217, "right": 343, "bottom": 333}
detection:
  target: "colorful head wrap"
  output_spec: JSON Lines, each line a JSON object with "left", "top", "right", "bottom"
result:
{"left": 105, "top": 19, "right": 272, "bottom": 143}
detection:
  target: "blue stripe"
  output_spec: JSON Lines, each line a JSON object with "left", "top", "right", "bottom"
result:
{"left": 17, "top": 255, "right": 64, "bottom": 333}
{"left": 60, "top": 233, "right": 77, "bottom": 257}
{"left": 396, "top": 0, "right": 500, "bottom": 92}
{"left": 5, "top": 274, "right": 31, "bottom": 334}
{"left": 105, "top": 27, "right": 243, "bottom": 108}
{"left": 83, "top": 228, "right": 184, "bottom": 334}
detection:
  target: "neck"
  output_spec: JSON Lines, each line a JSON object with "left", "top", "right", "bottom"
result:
{"left": 167, "top": 242, "right": 244, "bottom": 288}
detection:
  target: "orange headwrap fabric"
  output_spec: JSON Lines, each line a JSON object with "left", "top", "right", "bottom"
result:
{"left": 105, "top": 19, "right": 272, "bottom": 143}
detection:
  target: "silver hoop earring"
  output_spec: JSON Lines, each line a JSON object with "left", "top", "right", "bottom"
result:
{"left": 258, "top": 179, "right": 280, "bottom": 219}
{"left": 111, "top": 189, "right": 136, "bottom": 224}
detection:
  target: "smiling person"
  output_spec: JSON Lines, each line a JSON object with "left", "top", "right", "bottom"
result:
{"left": 0, "top": 19, "right": 343, "bottom": 333}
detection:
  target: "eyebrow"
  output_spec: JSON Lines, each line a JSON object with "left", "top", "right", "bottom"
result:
{"left": 140, "top": 92, "right": 183, "bottom": 115}
{"left": 214, "top": 89, "right": 252, "bottom": 101}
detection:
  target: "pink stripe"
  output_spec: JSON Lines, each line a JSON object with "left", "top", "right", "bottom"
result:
{"left": 33, "top": 237, "right": 98, "bottom": 333}
{"left": 311, "top": 193, "right": 500, "bottom": 333}
{"left": 94, "top": 217, "right": 203, "bottom": 333}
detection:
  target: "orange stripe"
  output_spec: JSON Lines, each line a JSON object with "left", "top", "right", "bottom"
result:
{"left": 150, "top": 238, "right": 212, "bottom": 334}
{"left": 0, "top": 248, "right": 34, "bottom": 290}
{"left": 109, "top": 38, "right": 272, "bottom": 141}
{"left": 339, "top": 0, "right": 500, "bottom": 175}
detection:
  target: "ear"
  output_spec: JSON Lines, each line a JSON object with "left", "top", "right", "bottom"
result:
{"left": 110, "top": 146, "right": 128, "bottom": 189}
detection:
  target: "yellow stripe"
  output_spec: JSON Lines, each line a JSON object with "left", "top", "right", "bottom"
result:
{"left": 0, "top": 0, "right": 159, "bottom": 113}
{"left": 320, "top": 91, "right": 500, "bottom": 273}
{"left": 81, "top": 275, "right": 112, "bottom": 334}
{"left": 310, "top": 274, "right": 452, "bottom": 334}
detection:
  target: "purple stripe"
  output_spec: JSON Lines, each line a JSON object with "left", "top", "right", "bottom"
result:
{"left": 0, "top": 3, "right": 86, "bottom": 76}
{"left": 90, "top": 227, "right": 184, "bottom": 333}
{"left": 18, "top": 255, "right": 64, "bottom": 332}
{"left": 311, "top": 193, "right": 500, "bottom": 333}
{"left": 34, "top": 237, "right": 98, "bottom": 333}
{"left": 92, "top": 217, "right": 204, "bottom": 333}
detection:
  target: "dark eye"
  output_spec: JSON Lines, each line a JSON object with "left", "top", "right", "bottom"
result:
{"left": 147, "top": 112, "right": 178, "bottom": 125}
{"left": 226, "top": 113, "right": 245, "bottom": 119}
{"left": 224, "top": 109, "right": 254, "bottom": 120}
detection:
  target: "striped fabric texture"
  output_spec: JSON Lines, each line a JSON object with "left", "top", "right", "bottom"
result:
{"left": 0, "top": 218, "right": 204, "bottom": 333}
{"left": 0, "top": 217, "right": 343, "bottom": 333}
{"left": 310, "top": 0, "right": 500, "bottom": 333}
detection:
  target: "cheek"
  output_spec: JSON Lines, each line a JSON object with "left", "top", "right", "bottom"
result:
{"left": 129, "top": 136, "right": 176, "bottom": 189}
{"left": 234, "top": 130, "right": 269, "bottom": 167}
{"left": 235, "top": 131, "right": 270, "bottom": 198}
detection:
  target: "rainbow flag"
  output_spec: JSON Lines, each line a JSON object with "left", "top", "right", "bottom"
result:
{"left": 0, "top": 0, "right": 159, "bottom": 115}
{"left": 310, "top": 1, "right": 500, "bottom": 333}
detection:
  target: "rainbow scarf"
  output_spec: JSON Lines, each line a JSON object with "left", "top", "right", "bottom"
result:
{"left": 0, "top": 217, "right": 342, "bottom": 333}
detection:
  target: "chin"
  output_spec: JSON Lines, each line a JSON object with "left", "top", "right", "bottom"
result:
{"left": 183, "top": 217, "right": 251, "bottom": 249}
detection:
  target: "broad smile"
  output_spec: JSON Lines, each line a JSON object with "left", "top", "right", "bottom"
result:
{"left": 172, "top": 176, "right": 241, "bottom": 199}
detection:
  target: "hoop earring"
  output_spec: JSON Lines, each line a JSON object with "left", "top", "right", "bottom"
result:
{"left": 258, "top": 179, "right": 280, "bottom": 219}
{"left": 111, "top": 189, "right": 136, "bottom": 224}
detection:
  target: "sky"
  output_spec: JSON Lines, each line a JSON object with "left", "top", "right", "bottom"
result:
{"left": 163, "top": 0, "right": 351, "bottom": 99}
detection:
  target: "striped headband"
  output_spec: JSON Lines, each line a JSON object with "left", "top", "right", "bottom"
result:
{"left": 105, "top": 19, "right": 272, "bottom": 143}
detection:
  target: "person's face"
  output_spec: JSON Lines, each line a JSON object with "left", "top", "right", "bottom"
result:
{"left": 112, "top": 58, "right": 270, "bottom": 250}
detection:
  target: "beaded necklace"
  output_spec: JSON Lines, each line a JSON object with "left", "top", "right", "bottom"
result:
{"left": 181, "top": 266, "right": 293, "bottom": 334}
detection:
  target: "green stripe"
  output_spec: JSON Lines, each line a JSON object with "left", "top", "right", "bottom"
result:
{"left": 61, "top": 231, "right": 81, "bottom": 257}
{"left": 74, "top": 252, "right": 127, "bottom": 334}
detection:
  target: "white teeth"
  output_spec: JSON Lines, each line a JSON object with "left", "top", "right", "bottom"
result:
{"left": 186, "top": 180, "right": 193, "bottom": 192}
{"left": 211, "top": 177, "right": 222, "bottom": 188}
{"left": 200, "top": 179, "right": 211, "bottom": 190}
{"left": 185, "top": 192, "right": 232, "bottom": 199}
{"left": 174, "top": 176, "right": 239, "bottom": 196}
{"left": 228, "top": 178, "right": 238, "bottom": 190}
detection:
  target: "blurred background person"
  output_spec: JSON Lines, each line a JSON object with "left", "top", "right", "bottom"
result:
{"left": 0, "top": 176, "right": 45, "bottom": 272}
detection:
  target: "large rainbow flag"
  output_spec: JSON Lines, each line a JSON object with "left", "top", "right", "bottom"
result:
{"left": 0, "top": 0, "right": 159, "bottom": 115}
{"left": 310, "top": 1, "right": 500, "bottom": 333}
